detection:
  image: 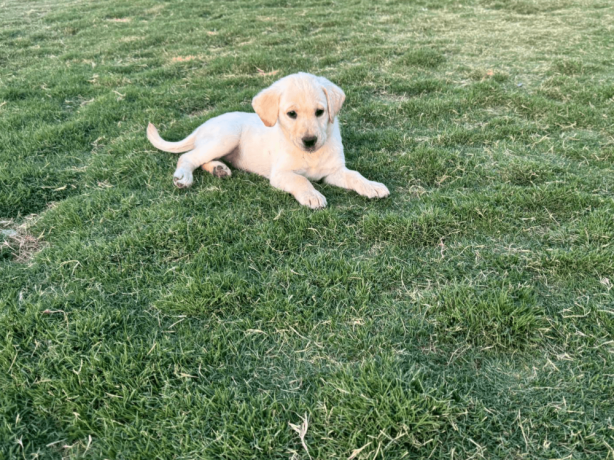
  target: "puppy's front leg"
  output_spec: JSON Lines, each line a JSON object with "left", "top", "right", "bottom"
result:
{"left": 325, "top": 167, "right": 390, "bottom": 199}
{"left": 270, "top": 172, "right": 327, "bottom": 209}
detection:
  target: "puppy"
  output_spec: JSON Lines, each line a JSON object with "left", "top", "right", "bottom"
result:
{"left": 147, "top": 72, "right": 389, "bottom": 208}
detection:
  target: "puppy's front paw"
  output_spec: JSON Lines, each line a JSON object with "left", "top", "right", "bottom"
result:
{"left": 356, "top": 180, "right": 390, "bottom": 199}
{"left": 297, "top": 190, "right": 327, "bottom": 209}
{"left": 173, "top": 168, "right": 193, "bottom": 188}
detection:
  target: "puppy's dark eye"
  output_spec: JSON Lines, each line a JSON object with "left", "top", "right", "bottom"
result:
{"left": 315, "top": 109, "right": 324, "bottom": 117}
{"left": 287, "top": 111, "right": 297, "bottom": 119}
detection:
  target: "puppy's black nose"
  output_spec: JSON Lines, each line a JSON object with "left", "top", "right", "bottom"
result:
{"left": 302, "top": 136, "right": 318, "bottom": 148}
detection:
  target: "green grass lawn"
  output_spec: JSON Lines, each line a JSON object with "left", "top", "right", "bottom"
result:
{"left": 1, "top": 0, "right": 614, "bottom": 458}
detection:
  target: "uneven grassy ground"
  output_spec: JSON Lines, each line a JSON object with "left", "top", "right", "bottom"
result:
{"left": 1, "top": 0, "right": 614, "bottom": 458}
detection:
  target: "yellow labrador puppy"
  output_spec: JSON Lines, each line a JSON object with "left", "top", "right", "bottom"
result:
{"left": 147, "top": 72, "right": 389, "bottom": 208}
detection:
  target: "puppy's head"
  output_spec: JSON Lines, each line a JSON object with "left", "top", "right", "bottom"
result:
{"left": 252, "top": 73, "right": 345, "bottom": 152}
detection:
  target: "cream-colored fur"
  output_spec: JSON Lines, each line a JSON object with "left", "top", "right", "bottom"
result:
{"left": 147, "top": 72, "right": 389, "bottom": 208}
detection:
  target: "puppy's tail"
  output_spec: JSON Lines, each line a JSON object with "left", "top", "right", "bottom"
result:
{"left": 147, "top": 122, "right": 196, "bottom": 153}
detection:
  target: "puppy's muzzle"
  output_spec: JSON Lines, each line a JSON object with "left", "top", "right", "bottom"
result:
{"left": 302, "top": 135, "right": 318, "bottom": 150}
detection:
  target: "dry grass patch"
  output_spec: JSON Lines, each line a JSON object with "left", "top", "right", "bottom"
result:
{"left": 171, "top": 55, "right": 200, "bottom": 63}
{"left": 0, "top": 219, "right": 45, "bottom": 263}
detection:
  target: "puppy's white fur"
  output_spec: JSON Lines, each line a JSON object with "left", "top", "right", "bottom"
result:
{"left": 147, "top": 72, "right": 389, "bottom": 208}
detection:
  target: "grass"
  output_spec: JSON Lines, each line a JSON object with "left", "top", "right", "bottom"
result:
{"left": 1, "top": 0, "right": 613, "bottom": 458}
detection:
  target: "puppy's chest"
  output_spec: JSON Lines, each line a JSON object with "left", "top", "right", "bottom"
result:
{"left": 295, "top": 150, "right": 340, "bottom": 180}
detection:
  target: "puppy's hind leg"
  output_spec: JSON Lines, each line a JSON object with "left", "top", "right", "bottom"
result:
{"left": 173, "top": 137, "right": 237, "bottom": 188}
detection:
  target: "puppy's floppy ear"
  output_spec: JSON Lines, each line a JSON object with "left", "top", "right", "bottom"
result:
{"left": 252, "top": 84, "right": 280, "bottom": 127}
{"left": 318, "top": 77, "right": 346, "bottom": 123}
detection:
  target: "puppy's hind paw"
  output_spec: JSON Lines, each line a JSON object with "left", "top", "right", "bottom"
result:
{"left": 213, "top": 164, "right": 231, "bottom": 178}
{"left": 203, "top": 161, "right": 232, "bottom": 179}
{"left": 173, "top": 168, "right": 193, "bottom": 188}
